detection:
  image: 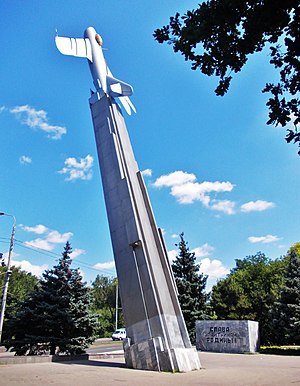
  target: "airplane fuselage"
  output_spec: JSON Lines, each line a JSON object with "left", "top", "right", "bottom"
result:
{"left": 55, "top": 26, "right": 136, "bottom": 115}
{"left": 84, "top": 27, "right": 108, "bottom": 95}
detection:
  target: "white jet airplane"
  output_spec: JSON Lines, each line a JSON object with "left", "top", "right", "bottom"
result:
{"left": 55, "top": 26, "right": 136, "bottom": 115}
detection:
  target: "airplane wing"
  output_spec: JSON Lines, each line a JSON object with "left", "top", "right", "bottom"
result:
{"left": 55, "top": 36, "right": 92, "bottom": 62}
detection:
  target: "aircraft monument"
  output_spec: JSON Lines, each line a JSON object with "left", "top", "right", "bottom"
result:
{"left": 55, "top": 26, "right": 200, "bottom": 372}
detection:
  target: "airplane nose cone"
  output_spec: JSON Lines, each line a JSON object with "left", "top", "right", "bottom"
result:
{"left": 84, "top": 26, "right": 97, "bottom": 39}
{"left": 95, "top": 34, "right": 103, "bottom": 46}
{"left": 84, "top": 27, "right": 103, "bottom": 46}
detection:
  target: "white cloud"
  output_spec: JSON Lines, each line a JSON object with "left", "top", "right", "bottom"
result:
{"left": 199, "top": 257, "right": 230, "bottom": 279}
{"left": 21, "top": 224, "right": 48, "bottom": 234}
{"left": 248, "top": 235, "right": 280, "bottom": 244}
{"left": 93, "top": 261, "right": 115, "bottom": 270}
{"left": 24, "top": 238, "right": 55, "bottom": 251}
{"left": 0, "top": 106, "right": 7, "bottom": 113}
{"left": 192, "top": 243, "right": 215, "bottom": 258}
{"left": 168, "top": 243, "right": 215, "bottom": 261}
{"left": 278, "top": 112, "right": 297, "bottom": 129}
{"left": 10, "top": 105, "right": 66, "bottom": 140}
{"left": 141, "top": 168, "right": 152, "bottom": 177}
{"left": 58, "top": 155, "right": 94, "bottom": 181}
{"left": 153, "top": 170, "right": 234, "bottom": 210}
{"left": 199, "top": 258, "right": 230, "bottom": 292}
{"left": 79, "top": 269, "right": 86, "bottom": 281}
{"left": 167, "top": 247, "right": 229, "bottom": 292}
{"left": 2, "top": 251, "right": 19, "bottom": 262}
{"left": 46, "top": 230, "right": 73, "bottom": 244}
{"left": 240, "top": 200, "right": 275, "bottom": 212}
{"left": 12, "top": 259, "right": 48, "bottom": 277}
{"left": 19, "top": 155, "right": 32, "bottom": 165}
{"left": 154, "top": 171, "right": 196, "bottom": 188}
{"left": 171, "top": 181, "right": 234, "bottom": 205}
{"left": 160, "top": 228, "right": 166, "bottom": 236}
{"left": 210, "top": 200, "right": 236, "bottom": 215}
{"left": 167, "top": 249, "right": 177, "bottom": 262}
{"left": 71, "top": 248, "right": 86, "bottom": 258}
{"left": 170, "top": 182, "right": 210, "bottom": 205}
{"left": 278, "top": 244, "right": 287, "bottom": 250}
{"left": 171, "top": 234, "right": 178, "bottom": 239}
{"left": 22, "top": 225, "right": 73, "bottom": 251}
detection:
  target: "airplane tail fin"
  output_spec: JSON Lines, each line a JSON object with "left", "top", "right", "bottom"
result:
{"left": 107, "top": 75, "right": 133, "bottom": 97}
{"left": 106, "top": 75, "right": 136, "bottom": 115}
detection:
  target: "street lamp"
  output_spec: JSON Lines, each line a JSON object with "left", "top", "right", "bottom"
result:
{"left": 0, "top": 212, "right": 16, "bottom": 345}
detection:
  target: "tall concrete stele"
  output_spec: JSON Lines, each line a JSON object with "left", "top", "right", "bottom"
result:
{"left": 55, "top": 27, "right": 201, "bottom": 372}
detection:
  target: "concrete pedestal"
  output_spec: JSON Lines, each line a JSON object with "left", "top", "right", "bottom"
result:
{"left": 89, "top": 93, "right": 200, "bottom": 372}
{"left": 124, "top": 338, "right": 200, "bottom": 372}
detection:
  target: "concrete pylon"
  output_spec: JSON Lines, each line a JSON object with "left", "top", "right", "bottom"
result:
{"left": 89, "top": 93, "right": 200, "bottom": 372}
{"left": 55, "top": 26, "right": 200, "bottom": 372}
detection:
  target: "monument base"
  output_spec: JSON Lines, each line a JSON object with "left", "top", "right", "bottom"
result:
{"left": 123, "top": 338, "right": 201, "bottom": 372}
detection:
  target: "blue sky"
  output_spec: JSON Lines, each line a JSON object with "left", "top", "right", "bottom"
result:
{"left": 1, "top": 1, "right": 299, "bottom": 290}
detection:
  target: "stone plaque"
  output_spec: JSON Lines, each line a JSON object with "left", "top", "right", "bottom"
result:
{"left": 196, "top": 320, "right": 259, "bottom": 353}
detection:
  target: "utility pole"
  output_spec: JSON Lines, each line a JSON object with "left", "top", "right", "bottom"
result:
{"left": 0, "top": 212, "right": 16, "bottom": 344}
{"left": 115, "top": 283, "right": 118, "bottom": 331}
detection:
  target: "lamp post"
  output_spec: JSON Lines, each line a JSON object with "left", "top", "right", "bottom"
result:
{"left": 0, "top": 212, "right": 16, "bottom": 345}
{"left": 115, "top": 284, "right": 118, "bottom": 331}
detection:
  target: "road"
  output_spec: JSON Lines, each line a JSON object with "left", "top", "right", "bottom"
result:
{"left": 0, "top": 338, "right": 123, "bottom": 358}
{"left": 86, "top": 338, "right": 123, "bottom": 354}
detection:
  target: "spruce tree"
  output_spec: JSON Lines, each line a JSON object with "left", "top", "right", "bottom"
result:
{"left": 10, "top": 242, "right": 96, "bottom": 355}
{"left": 64, "top": 268, "right": 96, "bottom": 354}
{"left": 172, "top": 233, "right": 208, "bottom": 343}
{"left": 271, "top": 247, "right": 300, "bottom": 345}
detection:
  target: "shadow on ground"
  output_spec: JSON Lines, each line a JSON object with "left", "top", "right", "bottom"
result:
{"left": 55, "top": 359, "right": 126, "bottom": 368}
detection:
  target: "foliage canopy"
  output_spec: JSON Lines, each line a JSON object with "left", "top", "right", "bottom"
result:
{"left": 90, "top": 274, "right": 123, "bottom": 337}
{"left": 210, "top": 252, "right": 287, "bottom": 343}
{"left": 0, "top": 265, "right": 38, "bottom": 342}
{"left": 154, "top": 1, "right": 300, "bottom": 153}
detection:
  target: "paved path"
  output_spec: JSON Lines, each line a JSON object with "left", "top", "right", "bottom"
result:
{"left": 0, "top": 352, "right": 299, "bottom": 385}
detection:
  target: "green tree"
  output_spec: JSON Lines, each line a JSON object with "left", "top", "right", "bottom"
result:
{"left": 154, "top": 1, "right": 300, "bottom": 153}
{"left": 9, "top": 242, "right": 96, "bottom": 355}
{"left": 210, "top": 252, "right": 287, "bottom": 343}
{"left": 270, "top": 245, "right": 300, "bottom": 345}
{"left": 288, "top": 241, "right": 300, "bottom": 256}
{"left": 0, "top": 265, "right": 38, "bottom": 343}
{"left": 90, "top": 275, "right": 123, "bottom": 337}
{"left": 172, "top": 233, "right": 209, "bottom": 343}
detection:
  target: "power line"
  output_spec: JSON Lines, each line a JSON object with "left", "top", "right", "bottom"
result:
{"left": 0, "top": 238, "right": 60, "bottom": 259}
{"left": 0, "top": 237, "right": 116, "bottom": 276}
